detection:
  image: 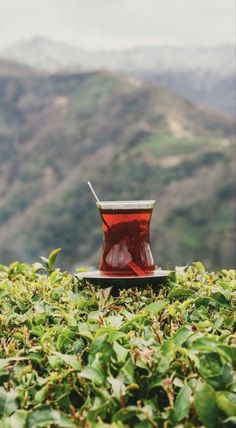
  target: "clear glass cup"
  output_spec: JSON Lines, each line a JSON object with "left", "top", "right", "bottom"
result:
{"left": 97, "top": 200, "right": 156, "bottom": 276}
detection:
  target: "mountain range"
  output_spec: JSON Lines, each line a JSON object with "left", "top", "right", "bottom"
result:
{"left": 0, "top": 59, "right": 235, "bottom": 270}
{"left": 1, "top": 37, "right": 235, "bottom": 116}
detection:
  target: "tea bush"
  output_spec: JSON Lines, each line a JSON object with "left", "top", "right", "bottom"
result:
{"left": 0, "top": 251, "right": 235, "bottom": 427}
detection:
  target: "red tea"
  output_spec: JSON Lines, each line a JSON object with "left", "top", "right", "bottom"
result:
{"left": 98, "top": 202, "right": 155, "bottom": 276}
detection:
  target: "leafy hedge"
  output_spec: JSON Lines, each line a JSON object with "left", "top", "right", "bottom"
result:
{"left": 0, "top": 251, "right": 235, "bottom": 428}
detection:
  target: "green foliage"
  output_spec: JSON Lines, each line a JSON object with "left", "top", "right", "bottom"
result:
{"left": 0, "top": 254, "right": 235, "bottom": 427}
{"left": 40, "top": 248, "right": 62, "bottom": 274}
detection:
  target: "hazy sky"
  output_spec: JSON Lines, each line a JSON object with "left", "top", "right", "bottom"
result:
{"left": 0, "top": 0, "right": 235, "bottom": 50}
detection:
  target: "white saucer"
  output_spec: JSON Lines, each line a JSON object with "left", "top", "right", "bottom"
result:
{"left": 77, "top": 269, "right": 171, "bottom": 288}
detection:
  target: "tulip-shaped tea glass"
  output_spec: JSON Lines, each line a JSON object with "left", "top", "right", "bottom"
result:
{"left": 97, "top": 200, "right": 156, "bottom": 276}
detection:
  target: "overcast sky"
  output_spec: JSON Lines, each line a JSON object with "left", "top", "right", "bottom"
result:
{"left": 0, "top": 0, "right": 235, "bottom": 50}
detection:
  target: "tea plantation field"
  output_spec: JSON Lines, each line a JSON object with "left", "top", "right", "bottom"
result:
{"left": 0, "top": 251, "right": 235, "bottom": 427}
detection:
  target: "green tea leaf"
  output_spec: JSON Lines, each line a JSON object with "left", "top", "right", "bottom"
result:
{"left": 112, "top": 406, "right": 143, "bottom": 422}
{"left": 113, "top": 341, "right": 129, "bottom": 363}
{"left": 34, "top": 386, "right": 48, "bottom": 404}
{"left": 168, "top": 288, "right": 195, "bottom": 299}
{"left": 195, "top": 383, "right": 221, "bottom": 427}
{"left": 121, "top": 358, "right": 135, "bottom": 384}
{"left": 52, "top": 352, "right": 81, "bottom": 370}
{"left": 10, "top": 410, "right": 27, "bottom": 428}
{"left": 145, "top": 300, "right": 168, "bottom": 314}
{"left": 79, "top": 367, "right": 104, "bottom": 385}
{"left": 26, "top": 406, "right": 76, "bottom": 428}
{"left": 0, "top": 289, "right": 8, "bottom": 299}
{"left": 0, "top": 388, "right": 18, "bottom": 417}
{"left": 172, "top": 384, "right": 192, "bottom": 422}
{"left": 173, "top": 327, "right": 193, "bottom": 346}
{"left": 48, "top": 248, "right": 62, "bottom": 270}
{"left": 223, "top": 416, "right": 236, "bottom": 426}
{"left": 193, "top": 261, "right": 206, "bottom": 273}
{"left": 216, "top": 391, "right": 236, "bottom": 417}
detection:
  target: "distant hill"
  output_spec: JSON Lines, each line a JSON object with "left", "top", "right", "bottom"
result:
{"left": 1, "top": 37, "right": 235, "bottom": 116}
{"left": 0, "top": 60, "right": 235, "bottom": 270}
{"left": 140, "top": 69, "right": 235, "bottom": 117}
{"left": 0, "top": 58, "right": 34, "bottom": 77}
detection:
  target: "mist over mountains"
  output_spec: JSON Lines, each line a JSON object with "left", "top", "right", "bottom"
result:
{"left": 0, "top": 58, "right": 235, "bottom": 270}
{"left": 1, "top": 37, "right": 235, "bottom": 116}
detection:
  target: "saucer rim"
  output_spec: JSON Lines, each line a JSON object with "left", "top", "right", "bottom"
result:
{"left": 77, "top": 269, "right": 172, "bottom": 280}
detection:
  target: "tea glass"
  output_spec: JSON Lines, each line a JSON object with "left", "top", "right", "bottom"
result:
{"left": 97, "top": 200, "right": 156, "bottom": 276}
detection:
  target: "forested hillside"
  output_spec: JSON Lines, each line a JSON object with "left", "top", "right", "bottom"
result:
{"left": 2, "top": 39, "right": 234, "bottom": 115}
{"left": 0, "top": 61, "right": 235, "bottom": 269}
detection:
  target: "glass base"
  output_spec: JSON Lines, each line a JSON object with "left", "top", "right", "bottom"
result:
{"left": 99, "top": 269, "right": 156, "bottom": 277}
